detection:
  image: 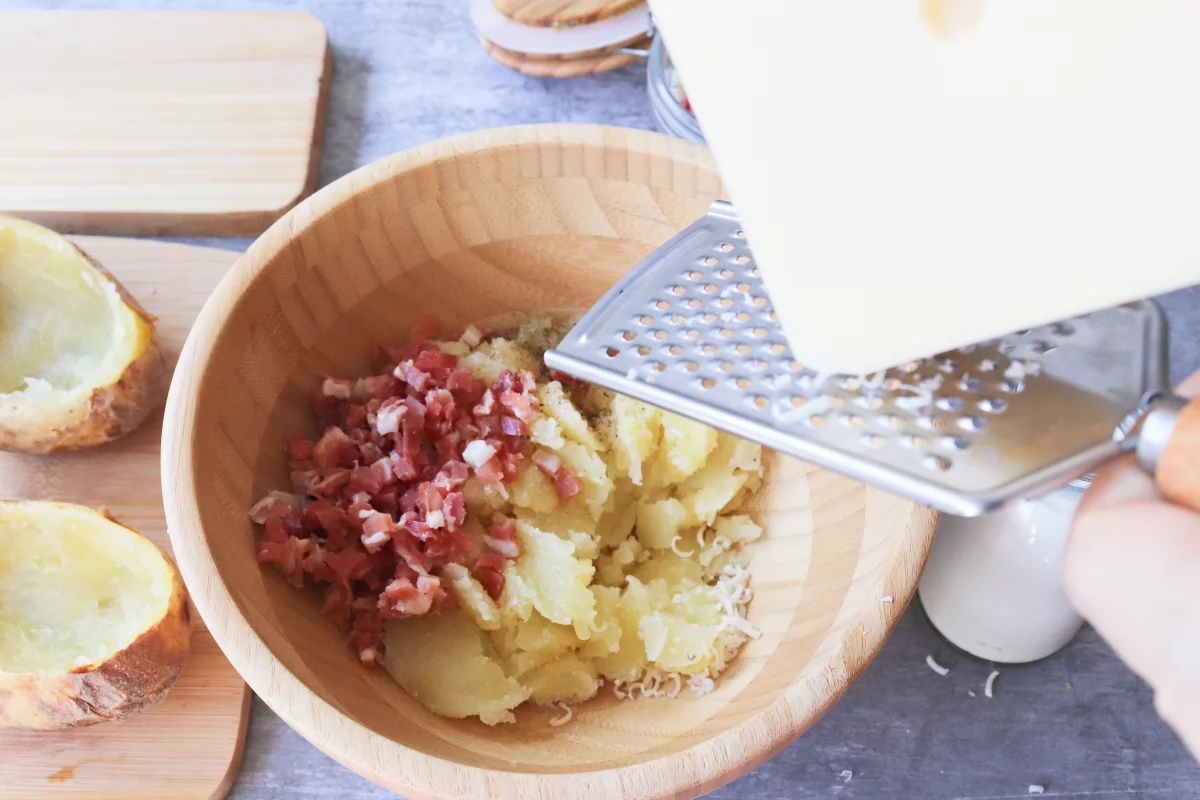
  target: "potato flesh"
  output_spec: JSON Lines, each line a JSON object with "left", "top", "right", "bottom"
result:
{"left": 384, "top": 326, "right": 764, "bottom": 724}
{"left": 0, "top": 219, "right": 141, "bottom": 398}
{"left": 0, "top": 503, "right": 172, "bottom": 674}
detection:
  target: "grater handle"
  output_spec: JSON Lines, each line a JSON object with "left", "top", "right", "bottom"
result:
{"left": 1138, "top": 394, "right": 1200, "bottom": 510}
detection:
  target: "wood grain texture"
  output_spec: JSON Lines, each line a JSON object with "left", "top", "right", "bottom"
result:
{"left": 0, "top": 237, "right": 250, "bottom": 800}
{"left": 161, "top": 123, "right": 938, "bottom": 800}
{"left": 493, "top": 0, "right": 644, "bottom": 28}
{"left": 482, "top": 36, "right": 648, "bottom": 77}
{"left": 0, "top": 11, "right": 331, "bottom": 237}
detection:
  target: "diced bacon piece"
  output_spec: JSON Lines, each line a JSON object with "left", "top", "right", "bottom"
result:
{"left": 353, "top": 374, "right": 394, "bottom": 401}
{"left": 500, "top": 415, "right": 527, "bottom": 437}
{"left": 462, "top": 439, "right": 496, "bottom": 469}
{"left": 360, "top": 512, "right": 395, "bottom": 553}
{"left": 307, "top": 469, "right": 351, "bottom": 498}
{"left": 376, "top": 398, "right": 406, "bottom": 436}
{"left": 415, "top": 348, "right": 457, "bottom": 372}
{"left": 398, "top": 485, "right": 421, "bottom": 514}
{"left": 257, "top": 536, "right": 316, "bottom": 588}
{"left": 313, "top": 426, "right": 358, "bottom": 469}
{"left": 322, "top": 378, "right": 353, "bottom": 399}
{"left": 488, "top": 518, "right": 518, "bottom": 543}
{"left": 417, "top": 482, "right": 445, "bottom": 516}
{"left": 248, "top": 491, "right": 301, "bottom": 524}
{"left": 473, "top": 389, "right": 496, "bottom": 416}
{"left": 425, "top": 509, "right": 445, "bottom": 529}
{"left": 291, "top": 470, "right": 319, "bottom": 493}
{"left": 477, "top": 414, "right": 502, "bottom": 439}
{"left": 432, "top": 461, "right": 469, "bottom": 491}
{"left": 286, "top": 436, "right": 314, "bottom": 462}
{"left": 554, "top": 470, "right": 583, "bottom": 502}
{"left": 474, "top": 455, "right": 505, "bottom": 484}
{"left": 476, "top": 567, "right": 505, "bottom": 600}
{"left": 442, "top": 492, "right": 466, "bottom": 532}
{"left": 410, "top": 316, "right": 440, "bottom": 343}
{"left": 358, "top": 647, "right": 380, "bottom": 666}
{"left": 518, "top": 370, "right": 537, "bottom": 393}
{"left": 348, "top": 465, "right": 385, "bottom": 495}
{"left": 483, "top": 534, "right": 520, "bottom": 559}
{"left": 322, "top": 584, "right": 350, "bottom": 629}
{"left": 532, "top": 449, "right": 562, "bottom": 477}
{"left": 326, "top": 547, "right": 371, "bottom": 596}
{"left": 446, "top": 368, "right": 477, "bottom": 392}
{"left": 359, "top": 442, "right": 384, "bottom": 465}
{"left": 475, "top": 551, "right": 508, "bottom": 574}
{"left": 345, "top": 404, "right": 368, "bottom": 429}
{"left": 499, "top": 390, "right": 536, "bottom": 422}
{"left": 396, "top": 362, "right": 432, "bottom": 392}
{"left": 379, "top": 574, "right": 440, "bottom": 617}
{"left": 262, "top": 518, "right": 290, "bottom": 543}
{"left": 390, "top": 450, "right": 419, "bottom": 482}
{"left": 549, "top": 369, "right": 578, "bottom": 386}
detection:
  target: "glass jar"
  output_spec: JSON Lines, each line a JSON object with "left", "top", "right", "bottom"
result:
{"left": 917, "top": 479, "right": 1089, "bottom": 664}
{"left": 646, "top": 35, "right": 706, "bottom": 144}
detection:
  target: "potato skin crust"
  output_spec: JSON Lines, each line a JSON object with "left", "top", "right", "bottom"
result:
{"left": 0, "top": 556, "right": 192, "bottom": 731}
{"left": 0, "top": 241, "right": 168, "bottom": 454}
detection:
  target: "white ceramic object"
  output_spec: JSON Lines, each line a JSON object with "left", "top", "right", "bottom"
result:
{"left": 918, "top": 483, "right": 1086, "bottom": 663}
{"left": 469, "top": 0, "right": 648, "bottom": 56}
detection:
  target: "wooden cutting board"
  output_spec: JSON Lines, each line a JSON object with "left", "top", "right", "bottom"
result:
{"left": 0, "top": 237, "right": 249, "bottom": 800}
{"left": 0, "top": 11, "right": 331, "bottom": 237}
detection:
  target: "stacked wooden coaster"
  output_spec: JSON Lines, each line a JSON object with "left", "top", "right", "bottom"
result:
{"left": 470, "top": 0, "right": 651, "bottom": 78}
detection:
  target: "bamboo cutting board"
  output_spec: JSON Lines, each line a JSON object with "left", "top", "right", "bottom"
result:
{"left": 0, "top": 237, "right": 249, "bottom": 800}
{"left": 0, "top": 11, "right": 331, "bottom": 237}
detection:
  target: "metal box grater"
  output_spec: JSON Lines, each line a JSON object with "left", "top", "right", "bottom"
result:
{"left": 545, "top": 201, "right": 1169, "bottom": 516}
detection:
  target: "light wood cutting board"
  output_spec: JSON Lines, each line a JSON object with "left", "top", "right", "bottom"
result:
{"left": 0, "top": 237, "right": 249, "bottom": 800}
{"left": 0, "top": 11, "right": 331, "bottom": 237}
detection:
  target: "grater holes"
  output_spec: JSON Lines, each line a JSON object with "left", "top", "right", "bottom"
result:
{"left": 978, "top": 359, "right": 998, "bottom": 372}
{"left": 686, "top": 299, "right": 701, "bottom": 309}
{"left": 735, "top": 378, "right": 750, "bottom": 389}
{"left": 923, "top": 455, "right": 952, "bottom": 472}
{"left": 685, "top": 270, "right": 703, "bottom": 280}
{"left": 637, "top": 315, "right": 653, "bottom": 325}
{"left": 829, "top": 397, "right": 846, "bottom": 409}
{"left": 736, "top": 282, "right": 750, "bottom": 292}
{"left": 702, "top": 284, "right": 718, "bottom": 294}
{"left": 685, "top": 330, "right": 700, "bottom": 340}
{"left": 718, "top": 268, "right": 734, "bottom": 279}
{"left": 736, "top": 255, "right": 750, "bottom": 264}
{"left": 650, "top": 362, "right": 666, "bottom": 373}
{"left": 719, "top": 328, "right": 734, "bottom": 338}
{"left": 841, "top": 413, "right": 865, "bottom": 428}
{"left": 719, "top": 361, "right": 733, "bottom": 372}
{"left": 703, "top": 256, "right": 719, "bottom": 266}
{"left": 751, "top": 268, "right": 761, "bottom": 277}
{"left": 789, "top": 360, "right": 804, "bottom": 371}
{"left": 702, "top": 313, "right": 717, "bottom": 323}
{"left": 1002, "top": 378, "right": 1024, "bottom": 393}
{"left": 768, "top": 310, "right": 778, "bottom": 321}
{"left": 750, "top": 359, "right": 768, "bottom": 370}
{"left": 883, "top": 377, "right": 903, "bottom": 391}
{"left": 717, "top": 297, "right": 734, "bottom": 308}
{"left": 719, "top": 243, "right": 734, "bottom": 252}
{"left": 789, "top": 396, "right": 806, "bottom": 408}
{"left": 735, "top": 312, "right": 751, "bottom": 323}
{"left": 652, "top": 330, "right": 667, "bottom": 340}
{"left": 959, "top": 376, "right": 981, "bottom": 392}
{"left": 669, "top": 314, "right": 685, "bottom": 325}
{"left": 736, "top": 229, "right": 745, "bottom": 238}
{"left": 805, "top": 414, "right": 826, "bottom": 428}
{"left": 855, "top": 395, "right": 884, "bottom": 410}
{"left": 751, "top": 327, "right": 768, "bottom": 337}
{"left": 979, "top": 397, "right": 1007, "bottom": 413}
{"left": 700, "top": 378, "right": 716, "bottom": 390}
{"left": 940, "top": 435, "right": 970, "bottom": 451}
{"left": 1050, "top": 322, "right": 1075, "bottom": 337}
{"left": 668, "top": 345, "right": 683, "bottom": 356}
{"left": 736, "top": 343, "right": 751, "bottom": 354}
{"left": 1029, "top": 340, "right": 1055, "bottom": 354}
{"left": 958, "top": 416, "right": 987, "bottom": 432}
{"left": 752, "top": 296, "right": 767, "bottom": 306}
{"left": 860, "top": 433, "right": 887, "bottom": 449}
{"left": 938, "top": 359, "right": 956, "bottom": 373}
{"left": 701, "top": 344, "right": 716, "bottom": 355}
{"left": 604, "top": 347, "right": 620, "bottom": 358}
{"left": 878, "top": 413, "right": 904, "bottom": 430}
{"left": 935, "top": 396, "right": 964, "bottom": 411}
{"left": 636, "top": 346, "right": 650, "bottom": 356}
{"left": 770, "top": 343, "right": 785, "bottom": 354}
{"left": 683, "top": 361, "right": 700, "bottom": 373}
{"left": 671, "top": 285, "right": 686, "bottom": 295}
{"left": 841, "top": 377, "right": 861, "bottom": 391}
{"left": 752, "top": 395, "right": 769, "bottom": 408}
{"left": 654, "top": 300, "right": 669, "bottom": 311}
{"left": 900, "top": 434, "right": 928, "bottom": 449}
{"left": 621, "top": 331, "right": 636, "bottom": 341}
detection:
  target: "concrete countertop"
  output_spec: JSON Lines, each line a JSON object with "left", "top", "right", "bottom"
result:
{"left": 22, "top": 1, "right": 1200, "bottom": 797}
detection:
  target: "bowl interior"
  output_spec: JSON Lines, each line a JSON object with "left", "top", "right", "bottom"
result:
{"left": 168, "top": 125, "right": 936, "bottom": 796}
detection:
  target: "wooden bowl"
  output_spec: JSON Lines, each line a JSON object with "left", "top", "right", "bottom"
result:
{"left": 162, "top": 124, "right": 938, "bottom": 800}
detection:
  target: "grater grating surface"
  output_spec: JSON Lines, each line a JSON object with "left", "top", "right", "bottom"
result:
{"left": 545, "top": 201, "right": 1168, "bottom": 516}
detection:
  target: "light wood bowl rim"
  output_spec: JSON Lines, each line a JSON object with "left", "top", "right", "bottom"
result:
{"left": 162, "top": 123, "right": 937, "bottom": 800}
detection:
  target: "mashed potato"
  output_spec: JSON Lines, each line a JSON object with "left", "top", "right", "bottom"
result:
{"left": 382, "top": 321, "right": 764, "bottom": 725}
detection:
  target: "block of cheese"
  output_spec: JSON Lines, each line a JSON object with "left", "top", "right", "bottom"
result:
{"left": 649, "top": 0, "right": 1200, "bottom": 374}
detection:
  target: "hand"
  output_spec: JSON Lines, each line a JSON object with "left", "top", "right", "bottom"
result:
{"left": 1063, "top": 372, "right": 1200, "bottom": 758}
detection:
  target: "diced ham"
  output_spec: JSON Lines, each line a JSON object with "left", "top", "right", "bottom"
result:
{"left": 313, "top": 426, "right": 358, "bottom": 469}
{"left": 500, "top": 415, "right": 527, "bottom": 437}
{"left": 475, "top": 567, "right": 505, "bottom": 600}
{"left": 532, "top": 449, "right": 562, "bottom": 477}
{"left": 554, "top": 470, "right": 583, "bottom": 502}
{"left": 248, "top": 491, "right": 301, "bottom": 524}
{"left": 322, "top": 378, "right": 354, "bottom": 399}
{"left": 462, "top": 439, "right": 496, "bottom": 469}
{"left": 376, "top": 397, "right": 406, "bottom": 436}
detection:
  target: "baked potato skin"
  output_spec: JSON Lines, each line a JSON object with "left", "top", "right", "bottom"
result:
{"left": 0, "top": 241, "right": 169, "bottom": 455}
{"left": 0, "top": 560, "right": 191, "bottom": 731}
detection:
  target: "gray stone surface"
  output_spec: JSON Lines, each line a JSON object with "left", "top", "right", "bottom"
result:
{"left": 16, "top": 1, "right": 1200, "bottom": 797}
